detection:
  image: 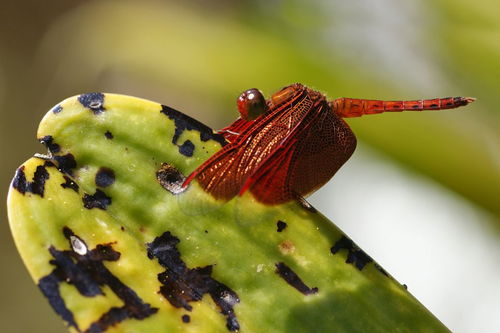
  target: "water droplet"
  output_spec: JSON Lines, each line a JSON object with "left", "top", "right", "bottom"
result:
{"left": 89, "top": 101, "right": 102, "bottom": 109}
{"left": 70, "top": 235, "right": 88, "bottom": 255}
{"left": 156, "top": 163, "right": 186, "bottom": 195}
{"left": 220, "top": 290, "right": 239, "bottom": 306}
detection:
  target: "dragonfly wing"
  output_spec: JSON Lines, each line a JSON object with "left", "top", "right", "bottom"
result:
{"left": 218, "top": 117, "right": 254, "bottom": 142}
{"left": 243, "top": 140, "right": 299, "bottom": 204}
{"left": 239, "top": 104, "right": 326, "bottom": 204}
{"left": 288, "top": 110, "right": 356, "bottom": 198}
{"left": 189, "top": 91, "right": 327, "bottom": 204}
{"left": 190, "top": 145, "right": 246, "bottom": 201}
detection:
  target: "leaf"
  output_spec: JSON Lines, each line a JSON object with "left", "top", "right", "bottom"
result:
{"left": 7, "top": 93, "right": 449, "bottom": 332}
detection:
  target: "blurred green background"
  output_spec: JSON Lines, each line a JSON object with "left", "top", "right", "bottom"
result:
{"left": 1, "top": 0, "right": 498, "bottom": 332}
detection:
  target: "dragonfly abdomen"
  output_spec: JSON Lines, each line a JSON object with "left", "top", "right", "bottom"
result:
{"left": 332, "top": 96, "right": 475, "bottom": 118}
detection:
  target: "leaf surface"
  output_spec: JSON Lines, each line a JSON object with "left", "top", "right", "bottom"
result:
{"left": 7, "top": 93, "right": 449, "bottom": 332}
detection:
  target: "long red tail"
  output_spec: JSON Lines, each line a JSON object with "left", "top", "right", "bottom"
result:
{"left": 331, "top": 96, "right": 475, "bottom": 118}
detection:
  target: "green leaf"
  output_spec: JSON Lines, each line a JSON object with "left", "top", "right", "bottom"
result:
{"left": 8, "top": 93, "right": 449, "bottom": 332}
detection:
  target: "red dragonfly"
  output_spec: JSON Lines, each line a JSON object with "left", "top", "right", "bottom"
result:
{"left": 184, "top": 83, "right": 474, "bottom": 205}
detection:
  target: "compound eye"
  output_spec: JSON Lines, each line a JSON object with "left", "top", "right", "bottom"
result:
{"left": 237, "top": 88, "right": 267, "bottom": 121}
{"left": 270, "top": 86, "right": 295, "bottom": 106}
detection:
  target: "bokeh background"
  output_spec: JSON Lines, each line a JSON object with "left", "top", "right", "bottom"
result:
{"left": 1, "top": 1, "right": 499, "bottom": 332}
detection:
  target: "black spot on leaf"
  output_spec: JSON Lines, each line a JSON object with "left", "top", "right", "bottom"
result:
{"left": 78, "top": 93, "right": 105, "bottom": 114}
{"left": 83, "top": 189, "right": 111, "bottom": 210}
{"left": 38, "top": 227, "right": 158, "bottom": 332}
{"left": 51, "top": 105, "right": 63, "bottom": 114}
{"left": 12, "top": 167, "right": 28, "bottom": 195}
{"left": 277, "top": 220, "right": 287, "bottom": 232}
{"left": 182, "top": 314, "right": 190, "bottom": 323}
{"left": 38, "top": 274, "right": 79, "bottom": 330}
{"left": 44, "top": 161, "right": 56, "bottom": 168}
{"left": 147, "top": 231, "right": 240, "bottom": 332}
{"left": 39, "top": 135, "right": 60, "bottom": 153}
{"left": 160, "top": 105, "right": 227, "bottom": 147}
{"left": 61, "top": 175, "right": 79, "bottom": 192}
{"left": 104, "top": 131, "right": 113, "bottom": 139}
{"left": 275, "top": 262, "right": 318, "bottom": 295}
{"left": 95, "top": 167, "right": 115, "bottom": 187}
{"left": 178, "top": 140, "right": 195, "bottom": 157}
{"left": 12, "top": 165, "right": 50, "bottom": 197}
{"left": 330, "top": 236, "right": 373, "bottom": 271}
{"left": 53, "top": 153, "right": 77, "bottom": 176}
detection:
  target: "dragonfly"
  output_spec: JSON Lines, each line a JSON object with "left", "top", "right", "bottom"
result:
{"left": 184, "top": 83, "right": 474, "bottom": 205}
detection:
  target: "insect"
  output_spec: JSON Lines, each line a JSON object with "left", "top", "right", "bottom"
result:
{"left": 184, "top": 83, "right": 474, "bottom": 205}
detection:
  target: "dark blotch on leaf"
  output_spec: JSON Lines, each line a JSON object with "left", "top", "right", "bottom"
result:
{"left": 12, "top": 167, "right": 28, "bottom": 195}
{"left": 147, "top": 231, "right": 240, "bottom": 332}
{"left": 104, "top": 131, "right": 114, "bottom": 139}
{"left": 178, "top": 140, "right": 195, "bottom": 157}
{"left": 53, "top": 153, "right": 77, "bottom": 176}
{"left": 39, "top": 135, "right": 60, "bottom": 153}
{"left": 156, "top": 163, "right": 185, "bottom": 195}
{"left": 276, "top": 220, "right": 287, "bottom": 232}
{"left": 95, "top": 167, "right": 115, "bottom": 187}
{"left": 331, "top": 236, "right": 373, "bottom": 271}
{"left": 160, "top": 105, "right": 227, "bottom": 147}
{"left": 61, "top": 175, "right": 79, "bottom": 193}
{"left": 38, "top": 274, "right": 79, "bottom": 330}
{"left": 51, "top": 105, "right": 63, "bottom": 114}
{"left": 44, "top": 160, "right": 56, "bottom": 168}
{"left": 78, "top": 93, "right": 105, "bottom": 114}
{"left": 12, "top": 165, "right": 50, "bottom": 197}
{"left": 182, "top": 315, "right": 190, "bottom": 323}
{"left": 275, "top": 262, "right": 318, "bottom": 295}
{"left": 38, "top": 227, "right": 158, "bottom": 332}
{"left": 83, "top": 189, "right": 111, "bottom": 210}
